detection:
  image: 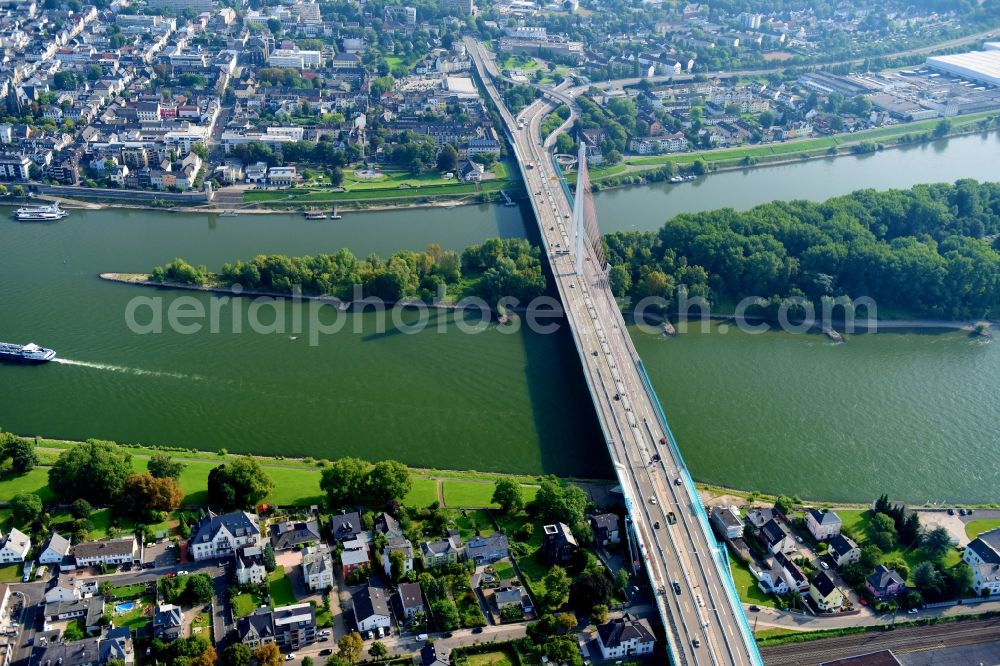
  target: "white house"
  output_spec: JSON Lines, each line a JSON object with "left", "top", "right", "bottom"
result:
{"left": 0, "top": 528, "right": 31, "bottom": 563}
{"left": 595, "top": 614, "right": 656, "bottom": 659}
{"left": 805, "top": 509, "right": 842, "bottom": 541}
{"left": 827, "top": 534, "right": 861, "bottom": 568}
{"left": 301, "top": 545, "right": 334, "bottom": 592}
{"left": 381, "top": 537, "right": 414, "bottom": 578}
{"left": 72, "top": 536, "right": 138, "bottom": 568}
{"left": 964, "top": 527, "right": 1000, "bottom": 596}
{"left": 38, "top": 532, "right": 71, "bottom": 564}
{"left": 44, "top": 579, "right": 81, "bottom": 604}
{"left": 352, "top": 586, "right": 391, "bottom": 633}
{"left": 189, "top": 511, "right": 261, "bottom": 561}
{"left": 236, "top": 546, "right": 267, "bottom": 586}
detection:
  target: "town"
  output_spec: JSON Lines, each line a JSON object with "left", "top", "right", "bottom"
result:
{"left": 1, "top": 436, "right": 999, "bottom": 666}
{"left": 0, "top": 0, "right": 998, "bottom": 210}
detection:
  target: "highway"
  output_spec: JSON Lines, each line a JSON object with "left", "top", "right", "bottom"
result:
{"left": 466, "top": 38, "right": 761, "bottom": 666}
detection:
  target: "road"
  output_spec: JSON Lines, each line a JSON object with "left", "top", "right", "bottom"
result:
{"left": 760, "top": 616, "right": 1000, "bottom": 665}
{"left": 467, "top": 37, "right": 761, "bottom": 666}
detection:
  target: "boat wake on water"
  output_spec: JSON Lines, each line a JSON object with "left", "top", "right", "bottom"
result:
{"left": 52, "top": 357, "right": 204, "bottom": 381}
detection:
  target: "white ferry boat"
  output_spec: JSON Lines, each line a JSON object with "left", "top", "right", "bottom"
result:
{"left": 14, "top": 203, "right": 68, "bottom": 221}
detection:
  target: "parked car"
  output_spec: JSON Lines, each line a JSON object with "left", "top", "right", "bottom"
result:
{"left": 820, "top": 561, "right": 829, "bottom": 570}
{"left": 319, "top": 650, "right": 332, "bottom": 657}
{"left": 417, "top": 634, "right": 428, "bottom": 641}
{"left": 285, "top": 654, "right": 295, "bottom": 661}
{"left": 471, "top": 627, "right": 483, "bottom": 634}
{"left": 177, "top": 570, "right": 189, "bottom": 576}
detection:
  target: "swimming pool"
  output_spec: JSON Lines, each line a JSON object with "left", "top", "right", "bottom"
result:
{"left": 114, "top": 602, "right": 135, "bottom": 613}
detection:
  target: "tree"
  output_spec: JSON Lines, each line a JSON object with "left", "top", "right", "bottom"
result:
{"left": 4, "top": 437, "right": 38, "bottom": 473}
{"left": 436, "top": 145, "right": 458, "bottom": 173}
{"left": 912, "top": 561, "right": 943, "bottom": 595}
{"left": 367, "top": 642, "right": 387, "bottom": 662}
{"left": 121, "top": 473, "right": 183, "bottom": 518}
{"left": 591, "top": 603, "right": 609, "bottom": 624}
{"left": 207, "top": 457, "right": 273, "bottom": 510}
{"left": 187, "top": 574, "right": 214, "bottom": 604}
{"left": 542, "top": 566, "right": 571, "bottom": 610}
{"left": 302, "top": 659, "right": 313, "bottom": 666}
{"left": 921, "top": 526, "right": 954, "bottom": 560}
{"left": 222, "top": 643, "right": 251, "bottom": 666}
{"left": 570, "top": 572, "right": 613, "bottom": 612}
{"left": 492, "top": 478, "right": 524, "bottom": 513}
{"left": 366, "top": 460, "right": 411, "bottom": 507}
{"left": 534, "top": 477, "right": 588, "bottom": 526}
{"left": 49, "top": 440, "right": 133, "bottom": 504}
{"left": 11, "top": 492, "right": 42, "bottom": 525}
{"left": 337, "top": 633, "right": 364, "bottom": 664}
{"left": 253, "top": 643, "right": 282, "bottom": 666}
{"left": 389, "top": 549, "right": 406, "bottom": 583}
{"left": 262, "top": 544, "right": 276, "bottom": 572}
{"left": 773, "top": 495, "right": 795, "bottom": 515}
{"left": 554, "top": 612, "right": 577, "bottom": 632}
{"left": 148, "top": 453, "right": 185, "bottom": 479}
{"left": 320, "top": 457, "right": 370, "bottom": 508}
{"left": 870, "top": 513, "right": 897, "bottom": 550}
{"left": 71, "top": 498, "right": 93, "bottom": 519}
{"left": 933, "top": 118, "right": 952, "bottom": 139}
{"left": 328, "top": 167, "right": 344, "bottom": 188}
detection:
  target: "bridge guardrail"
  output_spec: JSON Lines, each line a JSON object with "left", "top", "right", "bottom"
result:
{"left": 636, "top": 359, "right": 765, "bottom": 666}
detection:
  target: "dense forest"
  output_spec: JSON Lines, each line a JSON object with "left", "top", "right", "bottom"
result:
{"left": 150, "top": 238, "right": 547, "bottom": 305}
{"left": 603, "top": 180, "right": 1000, "bottom": 319}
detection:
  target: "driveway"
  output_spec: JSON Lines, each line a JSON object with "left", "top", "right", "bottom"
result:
{"left": 917, "top": 509, "right": 975, "bottom": 547}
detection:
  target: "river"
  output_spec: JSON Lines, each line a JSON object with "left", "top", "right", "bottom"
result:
{"left": 1, "top": 132, "right": 998, "bottom": 500}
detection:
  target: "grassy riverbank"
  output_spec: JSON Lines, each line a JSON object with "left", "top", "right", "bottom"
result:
{"left": 586, "top": 110, "right": 999, "bottom": 187}
{"left": 0, "top": 436, "right": 564, "bottom": 510}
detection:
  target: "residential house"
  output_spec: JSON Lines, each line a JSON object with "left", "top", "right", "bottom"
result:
{"left": 100, "top": 627, "right": 134, "bottom": 666}
{"left": 272, "top": 603, "right": 317, "bottom": 648}
{"left": 809, "top": 571, "right": 844, "bottom": 612}
{"left": 866, "top": 565, "right": 906, "bottom": 600}
{"left": 44, "top": 578, "right": 81, "bottom": 603}
{"left": 419, "top": 644, "right": 449, "bottom": 666}
{"left": 420, "top": 532, "right": 464, "bottom": 569}
{"left": 72, "top": 536, "right": 138, "bottom": 568}
{"left": 770, "top": 551, "right": 808, "bottom": 593}
{"left": 270, "top": 520, "right": 321, "bottom": 551}
{"left": 330, "top": 512, "right": 363, "bottom": 542}
{"left": 0, "top": 527, "right": 31, "bottom": 564}
{"left": 395, "top": 582, "right": 425, "bottom": 621}
{"left": 301, "top": 545, "right": 334, "bottom": 592}
{"left": 352, "top": 586, "right": 392, "bottom": 633}
{"left": 374, "top": 513, "right": 404, "bottom": 540}
{"left": 28, "top": 631, "right": 134, "bottom": 666}
{"left": 0, "top": 528, "right": 30, "bottom": 563}
{"left": 458, "top": 159, "right": 484, "bottom": 182}
{"left": 710, "top": 506, "right": 744, "bottom": 540}
{"left": 759, "top": 519, "right": 797, "bottom": 555}
{"left": 542, "top": 523, "right": 578, "bottom": 565}
{"left": 38, "top": 533, "right": 72, "bottom": 566}
{"left": 44, "top": 596, "right": 105, "bottom": 634}
{"left": 245, "top": 161, "right": 268, "bottom": 184}
{"left": 382, "top": 537, "right": 414, "bottom": 578}
{"left": 340, "top": 539, "right": 370, "bottom": 578}
{"left": 152, "top": 603, "right": 183, "bottom": 640}
{"left": 189, "top": 511, "right": 261, "bottom": 561}
{"left": 466, "top": 136, "right": 499, "bottom": 155}
{"left": 236, "top": 609, "right": 275, "bottom": 649}
{"left": 753, "top": 558, "right": 790, "bottom": 595}
{"left": 590, "top": 514, "right": 622, "bottom": 546}
{"left": 595, "top": 613, "right": 656, "bottom": 660}
{"left": 805, "top": 509, "right": 842, "bottom": 541}
{"left": 465, "top": 534, "right": 509, "bottom": 565}
{"left": 268, "top": 166, "right": 299, "bottom": 186}
{"left": 236, "top": 546, "right": 267, "bottom": 586}
{"left": 493, "top": 586, "right": 522, "bottom": 611}
{"left": 827, "top": 535, "right": 861, "bottom": 568}
{"left": 745, "top": 508, "right": 777, "bottom": 530}
{"left": 963, "top": 527, "right": 1000, "bottom": 596}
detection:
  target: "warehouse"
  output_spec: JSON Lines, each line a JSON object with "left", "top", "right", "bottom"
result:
{"left": 926, "top": 50, "right": 1000, "bottom": 87}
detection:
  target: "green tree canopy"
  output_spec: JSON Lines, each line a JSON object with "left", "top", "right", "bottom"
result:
{"left": 49, "top": 440, "right": 133, "bottom": 504}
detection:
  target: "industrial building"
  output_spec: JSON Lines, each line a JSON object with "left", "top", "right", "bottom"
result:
{"left": 926, "top": 49, "right": 1000, "bottom": 87}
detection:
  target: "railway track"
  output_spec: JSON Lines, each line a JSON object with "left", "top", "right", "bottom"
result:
{"left": 761, "top": 616, "right": 1000, "bottom": 665}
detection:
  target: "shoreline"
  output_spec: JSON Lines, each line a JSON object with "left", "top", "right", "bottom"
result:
{"left": 102, "top": 273, "right": 993, "bottom": 333}
{"left": 591, "top": 122, "right": 998, "bottom": 193}
{"left": 22, "top": 118, "right": 997, "bottom": 216}
{"left": 12, "top": 433, "right": 997, "bottom": 510}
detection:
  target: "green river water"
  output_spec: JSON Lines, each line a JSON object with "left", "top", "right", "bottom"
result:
{"left": 1, "top": 132, "right": 999, "bottom": 501}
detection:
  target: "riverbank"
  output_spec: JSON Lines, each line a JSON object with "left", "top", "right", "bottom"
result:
{"left": 586, "top": 111, "right": 999, "bottom": 191}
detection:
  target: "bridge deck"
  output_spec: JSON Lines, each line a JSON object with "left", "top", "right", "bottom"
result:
{"left": 467, "top": 37, "right": 762, "bottom": 666}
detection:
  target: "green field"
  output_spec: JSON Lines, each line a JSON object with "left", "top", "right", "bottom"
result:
{"left": 727, "top": 555, "right": 775, "bottom": 607}
{"left": 232, "top": 592, "right": 264, "bottom": 618}
{"left": 269, "top": 568, "right": 297, "bottom": 607}
{"left": 966, "top": 519, "right": 1000, "bottom": 540}
{"left": 404, "top": 477, "right": 440, "bottom": 508}
{"left": 443, "top": 480, "right": 539, "bottom": 508}
{"left": 451, "top": 509, "right": 495, "bottom": 539}
{"left": 0, "top": 564, "right": 21, "bottom": 583}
